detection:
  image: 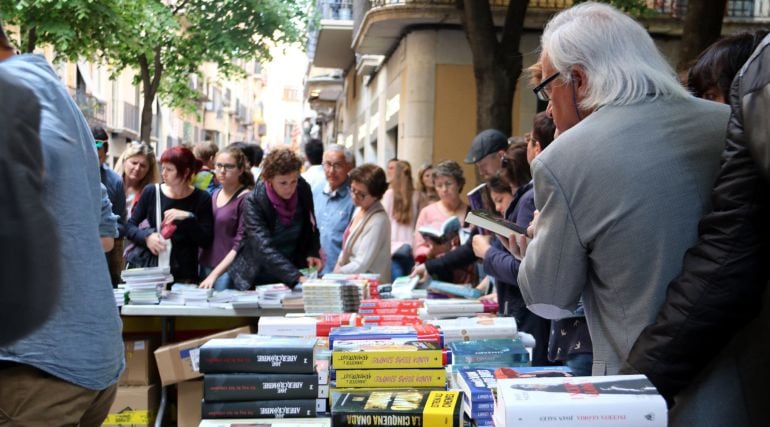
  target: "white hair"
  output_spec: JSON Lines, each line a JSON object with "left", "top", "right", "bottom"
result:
{"left": 326, "top": 143, "right": 353, "bottom": 164}
{"left": 542, "top": 2, "right": 689, "bottom": 110}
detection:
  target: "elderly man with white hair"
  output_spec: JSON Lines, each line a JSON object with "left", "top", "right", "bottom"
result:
{"left": 518, "top": 2, "right": 730, "bottom": 376}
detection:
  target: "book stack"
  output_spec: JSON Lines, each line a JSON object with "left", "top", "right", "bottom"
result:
{"left": 302, "top": 280, "right": 361, "bottom": 313}
{"left": 198, "top": 336, "right": 328, "bottom": 420}
{"left": 419, "top": 299, "right": 498, "bottom": 319}
{"left": 328, "top": 324, "right": 443, "bottom": 350}
{"left": 331, "top": 339, "right": 448, "bottom": 391}
{"left": 493, "top": 374, "right": 667, "bottom": 427}
{"left": 253, "top": 284, "right": 293, "bottom": 309}
{"left": 165, "top": 283, "right": 211, "bottom": 306}
{"left": 257, "top": 313, "right": 356, "bottom": 337}
{"left": 427, "top": 316, "right": 517, "bottom": 343}
{"left": 320, "top": 273, "right": 378, "bottom": 301}
{"left": 356, "top": 299, "right": 422, "bottom": 326}
{"left": 449, "top": 339, "right": 530, "bottom": 370}
{"left": 331, "top": 389, "right": 463, "bottom": 427}
{"left": 457, "top": 367, "right": 573, "bottom": 427}
{"left": 120, "top": 267, "right": 172, "bottom": 305}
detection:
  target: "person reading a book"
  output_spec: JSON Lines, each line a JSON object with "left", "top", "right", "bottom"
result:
{"left": 518, "top": 2, "right": 729, "bottom": 378}
{"left": 334, "top": 164, "right": 391, "bottom": 282}
{"left": 229, "top": 148, "right": 322, "bottom": 289}
{"left": 198, "top": 146, "right": 255, "bottom": 290}
{"left": 412, "top": 160, "right": 473, "bottom": 284}
{"left": 382, "top": 160, "right": 424, "bottom": 280}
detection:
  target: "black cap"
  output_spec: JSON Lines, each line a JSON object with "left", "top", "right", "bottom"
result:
{"left": 464, "top": 129, "right": 509, "bottom": 164}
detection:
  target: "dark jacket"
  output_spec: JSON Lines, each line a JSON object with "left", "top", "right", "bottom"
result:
{"left": 626, "top": 35, "right": 770, "bottom": 422}
{"left": 229, "top": 177, "right": 320, "bottom": 289}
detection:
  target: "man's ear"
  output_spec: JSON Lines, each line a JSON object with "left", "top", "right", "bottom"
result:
{"left": 571, "top": 66, "right": 589, "bottom": 96}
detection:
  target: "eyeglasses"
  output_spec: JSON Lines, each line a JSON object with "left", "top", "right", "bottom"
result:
{"left": 323, "top": 161, "right": 346, "bottom": 171}
{"left": 434, "top": 181, "right": 457, "bottom": 190}
{"left": 533, "top": 71, "right": 561, "bottom": 102}
{"left": 214, "top": 163, "right": 237, "bottom": 171}
{"left": 350, "top": 187, "right": 369, "bottom": 200}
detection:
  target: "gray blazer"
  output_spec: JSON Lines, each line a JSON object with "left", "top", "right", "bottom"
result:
{"left": 519, "top": 96, "right": 730, "bottom": 375}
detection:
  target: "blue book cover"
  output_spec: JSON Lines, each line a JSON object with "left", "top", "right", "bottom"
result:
{"left": 462, "top": 396, "right": 494, "bottom": 419}
{"left": 427, "top": 280, "right": 482, "bottom": 299}
{"left": 449, "top": 338, "right": 530, "bottom": 366}
{"left": 456, "top": 368, "right": 496, "bottom": 402}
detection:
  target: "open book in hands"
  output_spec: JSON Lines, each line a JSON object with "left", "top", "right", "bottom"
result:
{"left": 418, "top": 216, "right": 461, "bottom": 244}
{"left": 465, "top": 210, "right": 528, "bottom": 239}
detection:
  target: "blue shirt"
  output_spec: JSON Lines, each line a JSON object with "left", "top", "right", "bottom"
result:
{"left": 100, "top": 164, "right": 126, "bottom": 237}
{"left": 313, "top": 180, "right": 355, "bottom": 274}
{"left": 0, "top": 55, "right": 124, "bottom": 390}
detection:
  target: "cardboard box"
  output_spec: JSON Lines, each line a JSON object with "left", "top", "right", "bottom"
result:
{"left": 176, "top": 379, "right": 203, "bottom": 427}
{"left": 154, "top": 326, "right": 251, "bottom": 386}
{"left": 103, "top": 385, "right": 158, "bottom": 426}
{"left": 119, "top": 337, "right": 158, "bottom": 386}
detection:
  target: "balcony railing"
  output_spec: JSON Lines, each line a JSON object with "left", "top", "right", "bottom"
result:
{"left": 123, "top": 102, "right": 139, "bottom": 133}
{"left": 74, "top": 91, "right": 106, "bottom": 126}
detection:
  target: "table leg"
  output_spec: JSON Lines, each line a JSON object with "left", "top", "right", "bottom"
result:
{"left": 154, "top": 317, "right": 176, "bottom": 427}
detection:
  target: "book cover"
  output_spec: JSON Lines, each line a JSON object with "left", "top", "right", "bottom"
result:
{"left": 464, "top": 210, "right": 528, "bottom": 238}
{"left": 427, "top": 281, "right": 482, "bottom": 299}
{"left": 203, "top": 373, "right": 325, "bottom": 401}
{"left": 456, "top": 368, "right": 497, "bottom": 402}
{"left": 332, "top": 339, "right": 444, "bottom": 369}
{"left": 417, "top": 216, "right": 461, "bottom": 244}
{"left": 494, "top": 366, "right": 574, "bottom": 379}
{"left": 331, "top": 390, "right": 463, "bottom": 427}
{"left": 462, "top": 397, "right": 494, "bottom": 419}
{"left": 198, "top": 419, "right": 332, "bottom": 427}
{"left": 333, "top": 368, "right": 447, "bottom": 388}
{"left": 199, "top": 338, "right": 316, "bottom": 374}
{"left": 466, "top": 183, "right": 487, "bottom": 211}
{"left": 328, "top": 324, "right": 442, "bottom": 349}
{"left": 201, "top": 399, "right": 325, "bottom": 419}
{"left": 449, "top": 338, "right": 530, "bottom": 366}
{"left": 358, "top": 299, "right": 422, "bottom": 309}
{"left": 496, "top": 375, "right": 667, "bottom": 426}
{"left": 357, "top": 307, "right": 419, "bottom": 315}
{"left": 356, "top": 315, "right": 423, "bottom": 327}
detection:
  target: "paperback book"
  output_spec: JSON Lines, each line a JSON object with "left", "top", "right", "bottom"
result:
{"left": 328, "top": 324, "right": 442, "bottom": 349}
{"left": 332, "top": 368, "right": 447, "bottom": 388}
{"left": 331, "top": 390, "right": 463, "bottom": 427}
{"left": 418, "top": 216, "right": 461, "bottom": 244}
{"left": 449, "top": 338, "right": 530, "bottom": 367}
{"left": 332, "top": 339, "right": 445, "bottom": 369}
{"left": 464, "top": 210, "right": 528, "bottom": 238}
{"left": 202, "top": 399, "right": 326, "bottom": 419}
{"left": 426, "top": 280, "right": 481, "bottom": 299}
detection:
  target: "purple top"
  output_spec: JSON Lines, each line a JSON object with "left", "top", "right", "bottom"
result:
{"left": 199, "top": 188, "right": 247, "bottom": 268}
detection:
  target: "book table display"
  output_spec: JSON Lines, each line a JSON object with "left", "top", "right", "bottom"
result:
{"left": 119, "top": 304, "right": 303, "bottom": 427}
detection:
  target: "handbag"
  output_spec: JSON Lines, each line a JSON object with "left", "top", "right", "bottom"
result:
{"left": 125, "top": 184, "right": 172, "bottom": 268}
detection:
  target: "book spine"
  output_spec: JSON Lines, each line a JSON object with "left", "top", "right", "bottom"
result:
{"left": 357, "top": 308, "right": 419, "bottom": 315}
{"left": 334, "top": 369, "right": 446, "bottom": 388}
{"left": 332, "top": 349, "right": 444, "bottom": 369}
{"left": 332, "top": 411, "right": 421, "bottom": 427}
{"left": 358, "top": 300, "right": 422, "bottom": 309}
{"left": 199, "top": 346, "right": 315, "bottom": 374}
{"left": 202, "top": 399, "right": 322, "bottom": 419}
{"left": 203, "top": 373, "right": 324, "bottom": 401}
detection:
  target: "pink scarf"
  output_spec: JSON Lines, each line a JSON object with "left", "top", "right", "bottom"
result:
{"left": 265, "top": 182, "right": 298, "bottom": 226}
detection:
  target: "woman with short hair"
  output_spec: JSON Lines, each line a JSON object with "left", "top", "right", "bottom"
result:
{"left": 229, "top": 148, "right": 322, "bottom": 289}
{"left": 334, "top": 163, "right": 391, "bottom": 282}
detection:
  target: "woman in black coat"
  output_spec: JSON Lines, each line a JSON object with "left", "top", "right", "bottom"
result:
{"left": 229, "top": 148, "right": 322, "bottom": 289}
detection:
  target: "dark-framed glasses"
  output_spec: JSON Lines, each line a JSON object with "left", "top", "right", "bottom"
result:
{"left": 533, "top": 71, "right": 561, "bottom": 102}
{"left": 214, "top": 163, "right": 237, "bottom": 171}
{"left": 350, "top": 187, "right": 370, "bottom": 200}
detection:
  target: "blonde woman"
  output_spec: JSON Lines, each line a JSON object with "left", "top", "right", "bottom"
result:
{"left": 115, "top": 143, "right": 160, "bottom": 216}
{"left": 381, "top": 160, "right": 422, "bottom": 278}
{"left": 416, "top": 162, "right": 438, "bottom": 211}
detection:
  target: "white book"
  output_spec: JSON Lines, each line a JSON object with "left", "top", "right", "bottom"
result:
{"left": 258, "top": 316, "right": 317, "bottom": 337}
{"left": 496, "top": 375, "right": 666, "bottom": 426}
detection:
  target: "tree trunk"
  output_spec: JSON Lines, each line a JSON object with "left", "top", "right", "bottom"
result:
{"left": 25, "top": 26, "right": 37, "bottom": 53}
{"left": 677, "top": 0, "right": 728, "bottom": 71}
{"left": 458, "top": 0, "right": 528, "bottom": 136}
{"left": 137, "top": 48, "right": 163, "bottom": 144}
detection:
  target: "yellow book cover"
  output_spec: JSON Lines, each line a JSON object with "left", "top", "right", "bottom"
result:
{"left": 332, "top": 340, "right": 444, "bottom": 369}
{"left": 334, "top": 369, "right": 447, "bottom": 388}
{"left": 423, "top": 391, "right": 462, "bottom": 426}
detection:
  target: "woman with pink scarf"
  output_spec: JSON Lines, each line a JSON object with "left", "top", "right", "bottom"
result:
{"left": 228, "top": 148, "right": 322, "bottom": 289}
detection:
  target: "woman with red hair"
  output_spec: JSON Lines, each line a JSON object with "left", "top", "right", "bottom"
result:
{"left": 126, "top": 146, "right": 214, "bottom": 282}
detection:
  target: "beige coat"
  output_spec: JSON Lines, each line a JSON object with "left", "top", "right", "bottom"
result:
{"left": 336, "top": 201, "right": 392, "bottom": 283}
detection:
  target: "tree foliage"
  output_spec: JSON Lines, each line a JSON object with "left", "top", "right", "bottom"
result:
{"left": 1, "top": 0, "right": 311, "bottom": 143}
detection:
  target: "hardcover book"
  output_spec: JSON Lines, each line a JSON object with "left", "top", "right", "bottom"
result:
{"left": 496, "top": 375, "right": 667, "bottom": 426}
{"left": 201, "top": 399, "right": 326, "bottom": 419}
{"left": 331, "top": 390, "right": 463, "bottom": 427}
{"left": 464, "top": 209, "right": 528, "bottom": 238}
{"left": 333, "top": 368, "right": 447, "bottom": 388}
{"left": 428, "top": 317, "right": 517, "bottom": 343}
{"left": 199, "top": 337, "right": 317, "bottom": 374}
{"left": 358, "top": 299, "right": 422, "bottom": 309}
{"left": 203, "top": 373, "right": 325, "bottom": 401}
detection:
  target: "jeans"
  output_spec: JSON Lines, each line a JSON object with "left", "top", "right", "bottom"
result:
{"left": 391, "top": 244, "right": 415, "bottom": 281}
{"left": 566, "top": 352, "right": 593, "bottom": 376}
{"left": 199, "top": 266, "right": 233, "bottom": 291}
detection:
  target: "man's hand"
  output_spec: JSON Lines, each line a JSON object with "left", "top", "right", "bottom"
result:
{"left": 472, "top": 234, "right": 493, "bottom": 259}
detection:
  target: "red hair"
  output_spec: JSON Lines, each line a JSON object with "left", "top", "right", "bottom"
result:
{"left": 160, "top": 146, "right": 202, "bottom": 182}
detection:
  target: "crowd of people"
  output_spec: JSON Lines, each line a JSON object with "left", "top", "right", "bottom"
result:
{"left": 1, "top": 2, "right": 769, "bottom": 425}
